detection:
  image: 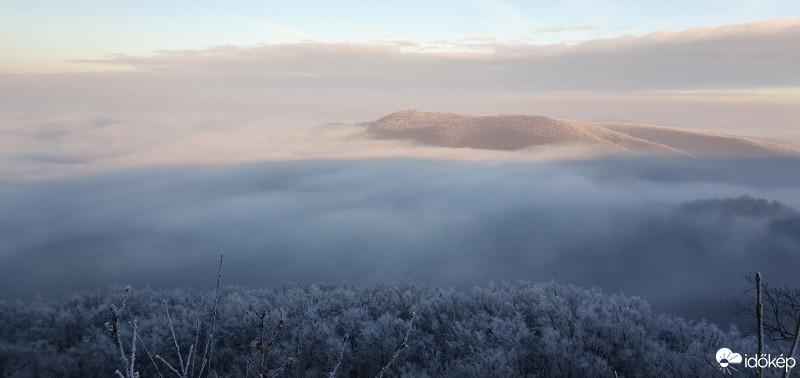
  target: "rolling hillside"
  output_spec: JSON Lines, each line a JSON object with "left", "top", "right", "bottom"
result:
{"left": 363, "top": 110, "right": 798, "bottom": 157}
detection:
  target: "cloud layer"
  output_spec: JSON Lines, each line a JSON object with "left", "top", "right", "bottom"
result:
{"left": 2, "top": 158, "right": 800, "bottom": 327}
{"left": 79, "top": 18, "right": 800, "bottom": 91}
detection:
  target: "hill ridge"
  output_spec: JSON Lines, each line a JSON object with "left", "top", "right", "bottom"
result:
{"left": 363, "top": 110, "right": 798, "bottom": 158}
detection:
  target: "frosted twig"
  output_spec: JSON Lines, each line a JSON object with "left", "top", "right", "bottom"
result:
{"left": 106, "top": 286, "right": 140, "bottom": 378}
{"left": 245, "top": 308, "right": 286, "bottom": 377}
{"left": 129, "top": 320, "right": 138, "bottom": 378}
{"left": 757, "top": 272, "right": 763, "bottom": 378}
{"left": 785, "top": 317, "right": 800, "bottom": 378}
{"left": 164, "top": 300, "right": 187, "bottom": 375}
{"left": 199, "top": 254, "right": 224, "bottom": 377}
{"left": 191, "top": 318, "right": 201, "bottom": 378}
{"left": 138, "top": 335, "right": 164, "bottom": 378}
{"left": 156, "top": 354, "right": 183, "bottom": 377}
{"left": 269, "top": 357, "right": 295, "bottom": 377}
{"left": 329, "top": 333, "right": 349, "bottom": 378}
{"left": 376, "top": 311, "right": 415, "bottom": 378}
{"left": 157, "top": 299, "right": 199, "bottom": 377}
{"left": 266, "top": 311, "right": 285, "bottom": 359}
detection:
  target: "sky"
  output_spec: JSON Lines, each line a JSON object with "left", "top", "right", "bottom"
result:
{"left": 2, "top": 0, "right": 800, "bottom": 72}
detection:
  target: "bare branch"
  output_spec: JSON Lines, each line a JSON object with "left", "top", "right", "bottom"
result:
{"left": 329, "top": 333, "right": 349, "bottom": 378}
{"left": 376, "top": 311, "right": 415, "bottom": 378}
{"left": 199, "top": 254, "right": 224, "bottom": 377}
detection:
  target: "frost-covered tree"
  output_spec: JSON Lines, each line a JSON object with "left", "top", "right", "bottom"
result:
{"left": 733, "top": 273, "right": 800, "bottom": 378}
{"left": 1, "top": 281, "right": 756, "bottom": 377}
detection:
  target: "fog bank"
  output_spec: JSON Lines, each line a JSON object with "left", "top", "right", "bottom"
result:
{"left": 2, "top": 158, "right": 799, "bottom": 326}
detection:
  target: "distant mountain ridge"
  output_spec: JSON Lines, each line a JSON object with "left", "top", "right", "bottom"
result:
{"left": 363, "top": 110, "right": 798, "bottom": 157}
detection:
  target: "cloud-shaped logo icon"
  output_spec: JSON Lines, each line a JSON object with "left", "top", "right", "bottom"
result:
{"left": 716, "top": 348, "right": 742, "bottom": 373}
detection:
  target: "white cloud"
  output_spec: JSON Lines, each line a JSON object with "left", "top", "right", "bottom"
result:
{"left": 73, "top": 18, "right": 800, "bottom": 91}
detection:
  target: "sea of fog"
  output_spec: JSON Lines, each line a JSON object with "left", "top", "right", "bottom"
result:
{"left": 2, "top": 157, "right": 799, "bottom": 328}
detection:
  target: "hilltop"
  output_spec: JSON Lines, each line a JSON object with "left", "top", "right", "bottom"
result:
{"left": 363, "top": 110, "right": 798, "bottom": 157}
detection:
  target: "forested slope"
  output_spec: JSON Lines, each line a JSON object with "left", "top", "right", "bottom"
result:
{"left": 0, "top": 281, "right": 757, "bottom": 377}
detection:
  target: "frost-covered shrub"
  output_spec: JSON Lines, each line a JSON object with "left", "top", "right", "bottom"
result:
{"left": 0, "top": 281, "right": 754, "bottom": 377}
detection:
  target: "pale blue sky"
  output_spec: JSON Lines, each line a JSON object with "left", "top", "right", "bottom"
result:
{"left": 2, "top": 0, "right": 799, "bottom": 72}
